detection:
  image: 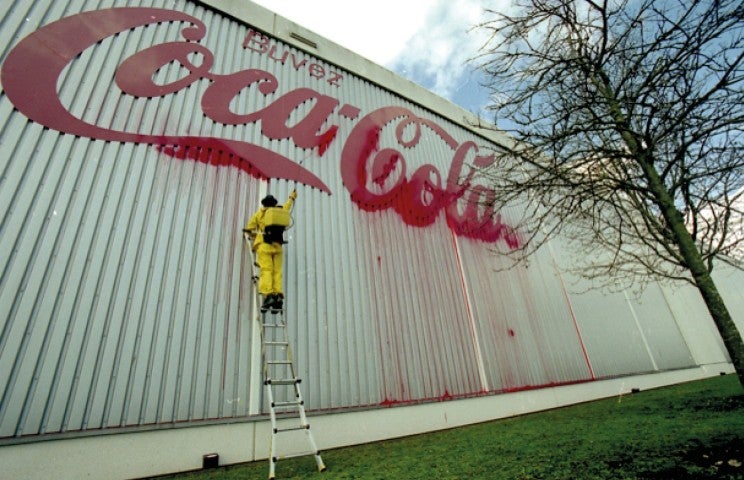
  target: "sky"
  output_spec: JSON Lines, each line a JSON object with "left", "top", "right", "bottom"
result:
{"left": 249, "top": 0, "right": 511, "bottom": 118}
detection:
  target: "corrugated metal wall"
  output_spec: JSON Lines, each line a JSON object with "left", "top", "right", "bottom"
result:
{"left": 0, "top": 0, "right": 263, "bottom": 438}
{"left": 0, "top": 0, "right": 733, "bottom": 444}
{"left": 459, "top": 241, "right": 595, "bottom": 391}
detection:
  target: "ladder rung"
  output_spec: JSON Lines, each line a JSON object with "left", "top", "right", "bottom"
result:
{"left": 261, "top": 323, "right": 286, "bottom": 328}
{"left": 273, "top": 450, "right": 321, "bottom": 462}
{"left": 268, "top": 360, "right": 292, "bottom": 365}
{"left": 265, "top": 378, "right": 301, "bottom": 385}
{"left": 264, "top": 341, "right": 289, "bottom": 346}
{"left": 272, "top": 400, "right": 303, "bottom": 408}
{"left": 274, "top": 425, "right": 311, "bottom": 433}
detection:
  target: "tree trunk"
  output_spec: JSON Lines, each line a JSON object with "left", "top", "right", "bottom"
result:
{"left": 691, "top": 268, "right": 744, "bottom": 386}
{"left": 645, "top": 159, "right": 744, "bottom": 387}
{"left": 603, "top": 83, "right": 744, "bottom": 386}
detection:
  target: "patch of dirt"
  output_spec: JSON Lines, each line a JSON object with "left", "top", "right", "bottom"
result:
{"left": 689, "top": 395, "right": 744, "bottom": 413}
{"left": 640, "top": 438, "right": 744, "bottom": 479}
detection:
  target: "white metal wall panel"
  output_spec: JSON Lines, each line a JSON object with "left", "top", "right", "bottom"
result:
{"left": 0, "top": 0, "right": 736, "bottom": 447}
{"left": 279, "top": 88, "right": 494, "bottom": 408}
{"left": 567, "top": 288, "right": 659, "bottom": 377}
{"left": 660, "top": 281, "right": 731, "bottom": 366}
{"left": 713, "top": 263, "right": 744, "bottom": 336}
{"left": 458, "top": 239, "right": 594, "bottom": 391}
{"left": 625, "top": 283, "right": 695, "bottom": 371}
{"left": 547, "top": 239, "right": 697, "bottom": 378}
{"left": 0, "top": 0, "right": 262, "bottom": 439}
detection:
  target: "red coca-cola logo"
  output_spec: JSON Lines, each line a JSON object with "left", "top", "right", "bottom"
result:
{"left": 1, "top": 7, "right": 518, "bottom": 247}
{"left": 340, "top": 107, "right": 519, "bottom": 246}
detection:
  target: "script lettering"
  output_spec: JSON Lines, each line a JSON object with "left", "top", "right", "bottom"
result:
{"left": 341, "top": 107, "right": 520, "bottom": 246}
{"left": 242, "top": 28, "right": 345, "bottom": 87}
{"left": 2, "top": 7, "right": 519, "bottom": 245}
{"left": 1, "top": 7, "right": 332, "bottom": 193}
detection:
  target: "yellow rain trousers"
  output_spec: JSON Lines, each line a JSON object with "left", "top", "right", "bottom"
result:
{"left": 255, "top": 242, "right": 283, "bottom": 296}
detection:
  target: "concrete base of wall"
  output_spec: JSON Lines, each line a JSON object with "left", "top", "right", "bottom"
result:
{"left": 0, "top": 363, "right": 734, "bottom": 480}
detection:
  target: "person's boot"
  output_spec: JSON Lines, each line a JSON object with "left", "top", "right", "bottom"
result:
{"left": 261, "top": 294, "right": 274, "bottom": 312}
{"left": 272, "top": 293, "right": 284, "bottom": 313}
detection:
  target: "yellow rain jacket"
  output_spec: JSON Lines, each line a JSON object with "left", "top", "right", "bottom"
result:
{"left": 245, "top": 194, "right": 295, "bottom": 250}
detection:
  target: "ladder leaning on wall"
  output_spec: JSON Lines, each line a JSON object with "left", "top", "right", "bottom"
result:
{"left": 250, "top": 256, "right": 326, "bottom": 480}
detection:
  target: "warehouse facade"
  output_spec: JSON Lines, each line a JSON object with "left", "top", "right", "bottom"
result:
{"left": 0, "top": 1, "right": 742, "bottom": 478}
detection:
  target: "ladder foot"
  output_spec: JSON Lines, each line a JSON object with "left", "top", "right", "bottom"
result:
{"left": 316, "top": 454, "right": 326, "bottom": 472}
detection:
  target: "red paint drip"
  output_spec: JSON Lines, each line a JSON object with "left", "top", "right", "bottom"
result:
{"left": 379, "top": 398, "right": 397, "bottom": 407}
{"left": 375, "top": 377, "right": 597, "bottom": 409}
{"left": 316, "top": 128, "right": 337, "bottom": 156}
{"left": 555, "top": 261, "right": 596, "bottom": 380}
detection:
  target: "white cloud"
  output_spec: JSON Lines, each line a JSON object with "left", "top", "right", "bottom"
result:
{"left": 249, "top": 0, "right": 511, "bottom": 113}
{"left": 391, "top": 0, "right": 488, "bottom": 96}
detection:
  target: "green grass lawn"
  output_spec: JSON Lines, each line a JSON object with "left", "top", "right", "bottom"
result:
{"left": 150, "top": 374, "right": 743, "bottom": 480}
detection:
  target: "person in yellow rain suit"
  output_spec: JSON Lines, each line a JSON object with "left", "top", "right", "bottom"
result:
{"left": 245, "top": 191, "right": 297, "bottom": 312}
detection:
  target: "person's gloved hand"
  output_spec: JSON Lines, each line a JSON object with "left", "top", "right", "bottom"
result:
{"left": 289, "top": 190, "right": 297, "bottom": 200}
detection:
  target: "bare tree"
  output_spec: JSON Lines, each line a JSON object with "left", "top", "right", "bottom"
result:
{"left": 472, "top": 0, "right": 744, "bottom": 384}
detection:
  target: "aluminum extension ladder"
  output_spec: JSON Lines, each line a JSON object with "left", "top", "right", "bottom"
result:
{"left": 252, "top": 274, "right": 325, "bottom": 479}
